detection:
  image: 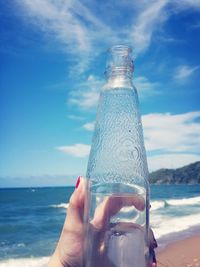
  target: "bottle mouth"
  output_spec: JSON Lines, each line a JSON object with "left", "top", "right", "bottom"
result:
{"left": 108, "top": 45, "right": 132, "bottom": 55}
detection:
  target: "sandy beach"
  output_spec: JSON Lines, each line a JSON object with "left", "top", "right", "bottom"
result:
{"left": 157, "top": 235, "right": 200, "bottom": 267}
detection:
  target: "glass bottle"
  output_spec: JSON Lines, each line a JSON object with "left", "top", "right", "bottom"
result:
{"left": 84, "top": 45, "right": 150, "bottom": 267}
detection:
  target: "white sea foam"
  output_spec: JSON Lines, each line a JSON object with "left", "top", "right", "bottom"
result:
{"left": 151, "top": 213, "right": 200, "bottom": 239}
{"left": 50, "top": 196, "right": 200, "bottom": 211}
{"left": 50, "top": 203, "right": 69, "bottom": 209}
{"left": 151, "top": 196, "right": 200, "bottom": 211}
{"left": 0, "top": 257, "right": 49, "bottom": 267}
{"left": 16, "top": 243, "right": 25, "bottom": 248}
{"left": 150, "top": 196, "right": 200, "bottom": 239}
{"left": 167, "top": 196, "right": 200, "bottom": 206}
{"left": 150, "top": 200, "right": 167, "bottom": 211}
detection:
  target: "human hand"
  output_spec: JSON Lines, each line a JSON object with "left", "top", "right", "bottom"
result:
{"left": 48, "top": 177, "right": 157, "bottom": 267}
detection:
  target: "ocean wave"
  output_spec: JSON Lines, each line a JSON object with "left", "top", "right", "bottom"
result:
{"left": 167, "top": 196, "right": 200, "bottom": 206}
{"left": 0, "top": 257, "right": 49, "bottom": 267}
{"left": 151, "top": 196, "right": 200, "bottom": 210}
{"left": 150, "top": 200, "right": 168, "bottom": 211}
{"left": 50, "top": 196, "right": 200, "bottom": 211}
{"left": 50, "top": 203, "right": 69, "bottom": 209}
{"left": 151, "top": 213, "right": 200, "bottom": 239}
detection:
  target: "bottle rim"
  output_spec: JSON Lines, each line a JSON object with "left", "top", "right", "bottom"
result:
{"left": 108, "top": 45, "right": 132, "bottom": 54}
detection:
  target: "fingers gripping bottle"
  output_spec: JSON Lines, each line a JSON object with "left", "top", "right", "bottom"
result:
{"left": 84, "top": 45, "right": 150, "bottom": 267}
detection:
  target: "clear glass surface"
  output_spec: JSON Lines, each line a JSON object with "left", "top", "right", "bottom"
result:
{"left": 84, "top": 46, "right": 150, "bottom": 267}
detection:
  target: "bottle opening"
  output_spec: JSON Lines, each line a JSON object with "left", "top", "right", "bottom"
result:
{"left": 108, "top": 45, "right": 132, "bottom": 55}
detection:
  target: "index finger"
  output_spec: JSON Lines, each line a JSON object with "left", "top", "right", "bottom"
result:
{"left": 91, "top": 194, "right": 145, "bottom": 230}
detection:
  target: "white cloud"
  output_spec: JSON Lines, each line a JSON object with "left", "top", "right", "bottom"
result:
{"left": 16, "top": 0, "right": 200, "bottom": 66}
{"left": 83, "top": 111, "right": 200, "bottom": 154}
{"left": 64, "top": 111, "right": 200, "bottom": 157}
{"left": 131, "top": 0, "right": 169, "bottom": 54}
{"left": 83, "top": 122, "right": 95, "bottom": 131}
{"left": 142, "top": 111, "right": 200, "bottom": 153}
{"left": 70, "top": 90, "right": 99, "bottom": 109}
{"left": 134, "top": 76, "right": 159, "bottom": 96}
{"left": 67, "top": 114, "right": 85, "bottom": 121}
{"left": 65, "top": 110, "right": 200, "bottom": 155}
{"left": 174, "top": 65, "right": 200, "bottom": 80}
{"left": 157, "top": 35, "right": 180, "bottom": 43}
{"left": 56, "top": 144, "right": 90, "bottom": 157}
{"left": 174, "top": 0, "right": 200, "bottom": 10}
{"left": 57, "top": 111, "right": 200, "bottom": 170}
{"left": 16, "top": 0, "right": 115, "bottom": 72}
{"left": 69, "top": 75, "right": 102, "bottom": 109}
{"left": 17, "top": 0, "right": 90, "bottom": 53}
{"left": 69, "top": 74, "right": 158, "bottom": 110}
{"left": 147, "top": 153, "right": 200, "bottom": 171}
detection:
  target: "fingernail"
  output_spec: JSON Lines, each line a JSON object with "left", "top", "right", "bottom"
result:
{"left": 75, "top": 176, "right": 81, "bottom": 189}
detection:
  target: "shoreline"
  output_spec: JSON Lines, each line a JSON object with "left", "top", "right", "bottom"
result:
{"left": 155, "top": 224, "right": 200, "bottom": 252}
{"left": 0, "top": 235, "right": 200, "bottom": 267}
{"left": 157, "top": 234, "right": 200, "bottom": 267}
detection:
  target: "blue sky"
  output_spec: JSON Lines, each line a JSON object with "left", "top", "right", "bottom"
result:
{"left": 0, "top": 0, "right": 200, "bottom": 186}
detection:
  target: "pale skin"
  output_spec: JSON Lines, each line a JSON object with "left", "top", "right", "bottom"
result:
{"left": 48, "top": 177, "right": 157, "bottom": 267}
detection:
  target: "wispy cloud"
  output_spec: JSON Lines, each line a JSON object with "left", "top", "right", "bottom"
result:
{"left": 15, "top": 0, "right": 116, "bottom": 73}
{"left": 67, "top": 115, "right": 85, "bottom": 121}
{"left": 69, "top": 74, "right": 158, "bottom": 110}
{"left": 83, "top": 122, "right": 95, "bottom": 131}
{"left": 17, "top": 0, "right": 114, "bottom": 53}
{"left": 13, "top": 0, "right": 168, "bottom": 61}
{"left": 16, "top": 0, "right": 200, "bottom": 69}
{"left": 174, "top": 65, "right": 200, "bottom": 80}
{"left": 134, "top": 76, "right": 159, "bottom": 97}
{"left": 131, "top": 0, "right": 168, "bottom": 54}
{"left": 131, "top": 0, "right": 200, "bottom": 54}
{"left": 69, "top": 90, "right": 99, "bottom": 109}
{"left": 142, "top": 111, "right": 200, "bottom": 153}
{"left": 68, "top": 75, "right": 102, "bottom": 109}
{"left": 156, "top": 35, "right": 184, "bottom": 44}
{"left": 175, "top": 0, "right": 200, "bottom": 10}
{"left": 56, "top": 144, "right": 90, "bottom": 158}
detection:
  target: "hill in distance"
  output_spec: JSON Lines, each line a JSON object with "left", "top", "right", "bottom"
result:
{"left": 149, "top": 161, "right": 200, "bottom": 184}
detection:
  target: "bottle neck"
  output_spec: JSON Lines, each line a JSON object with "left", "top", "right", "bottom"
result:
{"left": 105, "top": 71, "right": 133, "bottom": 89}
{"left": 104, "top": 45, "right": 134, "bottom": 89}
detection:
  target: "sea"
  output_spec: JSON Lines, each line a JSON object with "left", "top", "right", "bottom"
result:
{"left": 0, "top": 184, "right": 200, "bottom": 266}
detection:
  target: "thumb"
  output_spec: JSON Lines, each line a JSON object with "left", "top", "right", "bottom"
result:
{"left": 55, "top": 177, "right": 87, "bottom": 267}
{"left": 63, "top": 176, "right": 86, "bottom": 231}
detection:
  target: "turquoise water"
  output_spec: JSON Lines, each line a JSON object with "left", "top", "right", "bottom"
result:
{"left": 0, "top": 185, "right": 200, "bottom": 266}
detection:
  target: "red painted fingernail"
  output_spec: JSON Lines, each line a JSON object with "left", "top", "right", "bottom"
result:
{"left": 75, "top": 176, "right": 81, "bottom": 189}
